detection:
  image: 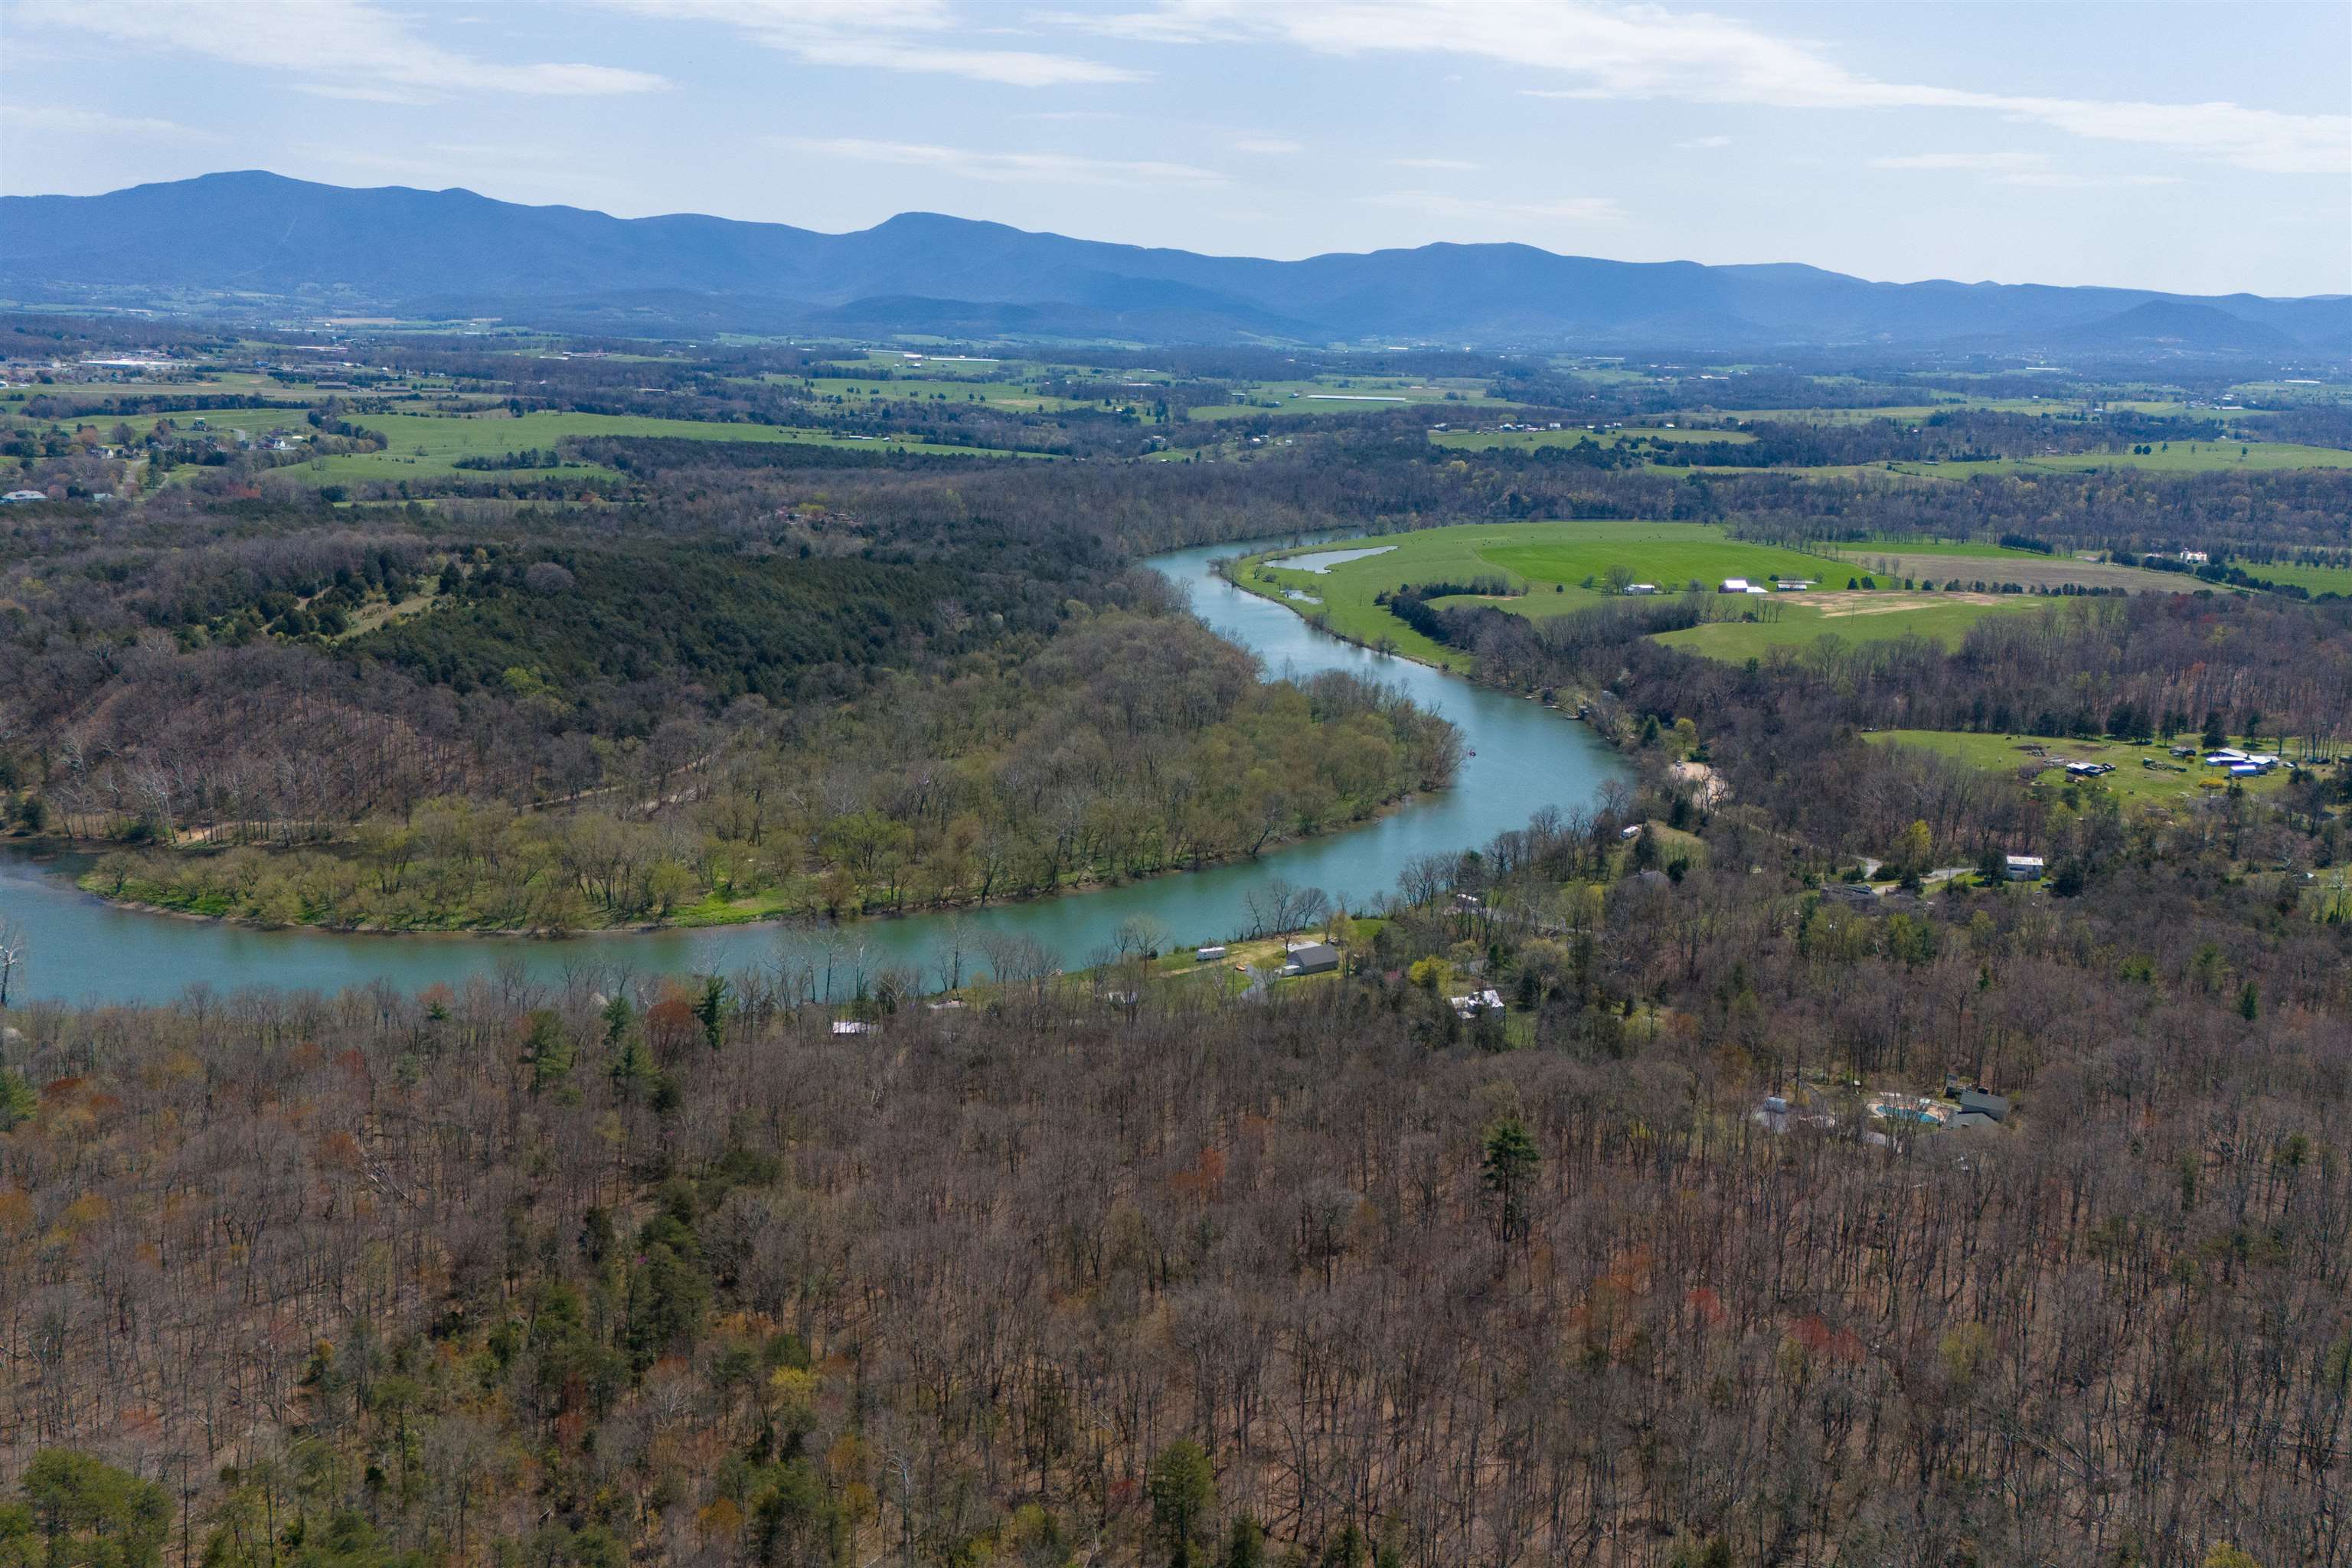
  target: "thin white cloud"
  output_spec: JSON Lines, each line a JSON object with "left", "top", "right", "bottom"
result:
{"left": 0, "top": 103, "right": 218, "bottom": 140}
{"left": 17, "top": 0, "right": 665, "bottom": 96}
{"left": 1073, "top": 2, "right": 2348, "bottom": 174}
{"left": 1873, "top": 152, "right": 2047, "bottom": 172}
{"left": 598, "top": 0, "right": 1138, "bottom": 86}
{"left": 292, "top": 84, "right": 438, "bottom": 106}
{"left": 1999, "top": 172, "right": 2180, "bottom": 189}
{"left": 1233, "top": 136, "right": 1305, "bottom": 155}
{"left": 786, "top": 137, "right": 1225, "bottom": 186}
{"left": 1390, "top": 156, "right": 1481, "bottom": 170}
{"left": 1676, "top": 135, "right": 1733, "bottom": 150}
{"left": 1365, "top": 189, "right": 1625, "bottom": 225}
{"left": 1873, "top": 152, "right": 2183, "bottom": 188}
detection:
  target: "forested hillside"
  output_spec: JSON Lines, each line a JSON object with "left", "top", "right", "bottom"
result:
{"left": 2, "top": 770, "right": 2347, "bottom": 1566}
{"left": 84, "top": 612, "right": 1459, "bottom": 929}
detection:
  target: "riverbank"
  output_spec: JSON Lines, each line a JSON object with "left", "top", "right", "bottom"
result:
{"left": 1221, "top": 544, "right": 1598, "bottom": 710}
{"left": 58, "top": 783, "right": 1441, "bottom": 939}
{"left": 0, "top": 534, "right": 1627, "bottom": 1004}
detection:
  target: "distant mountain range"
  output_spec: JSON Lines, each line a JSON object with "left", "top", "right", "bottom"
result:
{"left": 4, "top": 171, "right": 2345, "bottom": 355}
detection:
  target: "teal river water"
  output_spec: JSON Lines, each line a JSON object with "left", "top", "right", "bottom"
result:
{"left": 0, "top": 537, "right": 1625, "bottom": 1004}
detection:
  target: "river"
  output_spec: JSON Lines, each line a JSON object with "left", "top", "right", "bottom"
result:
{"left": 0, "top": 535, "right": 1625, "bottom": 1004}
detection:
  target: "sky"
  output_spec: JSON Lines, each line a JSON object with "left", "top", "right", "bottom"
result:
{"left": 2, "top": 0, "right": 2347, "bottom": 298}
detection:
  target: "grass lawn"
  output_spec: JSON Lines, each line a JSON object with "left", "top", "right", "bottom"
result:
{"left": 1865, "top": 730, "right": 2307, "bottom": 811}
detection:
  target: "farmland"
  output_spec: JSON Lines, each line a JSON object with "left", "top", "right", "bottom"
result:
{"left": 1828, "top": 550, "right": 2198, "bottom": 594}
{"left": 2239, "top": 559, "right": 2352, "bottom": 597}
{"left": 1674, "top": 398, "right": 2059, "bottom": 423}
{"left": 791, "top": 375, "right": 1094, "bottom": 413}
{"left": 1655, "top": 595, "right": 2039, "bottom": 659}
{"left": 1429, "top": 425, "right": 1753, "bottom": 452}
{"left": 1231, "top": 521, "right": 2172, "bottom": 670}
{"left": 1865, "top": 728, "right": 2307, "bottom": 808}
{"left": 1870, "top": 441, "right": 2352, "bottom": 479}
{"left": 1187, "top": 376, "right": 1513, "bottom": 421}
{"left": 1823, "top": 537, "right": 2075, "bottom": 562}
{"left": 271, "top": 409, "right": 1038, "bottom": 485}
{"left": 1238, "top": 521, "right": 1869, "bottom": 668}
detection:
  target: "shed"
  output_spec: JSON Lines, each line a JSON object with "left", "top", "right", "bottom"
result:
{"left": 1718, "top": 577, "right": 1751, "bottom": 593}
{"left": 1195, "top": 945, "right": 1227, "bottom": 962}
{"left": 2003, "top": 854, "right": 2043, "bottom": 880}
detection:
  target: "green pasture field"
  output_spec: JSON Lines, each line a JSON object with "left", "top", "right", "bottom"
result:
{"left": 1822, "top": 537, "right": 2073, "bottom": 561}
{"left": 264, "top": 410, "right": 1037, "bottom": 485}
{"left": 2223, "top": 381, "right": 2352, "bottom": 406}
{"left": 1865, "top": 729, "right": 2307, "bottom": 810}
{"left": 1818, "top": 550, "right": 2186, "bottom": 596}
{"left": 1237, "top": 521, "right": 1854, "bottom": 669}
{"left": 1673, "top": 398, "right": 2066, "bottom": 423}
{"left": 2235, "top": 560, "right": 2352, "bottom": 596}
{"left": 3, "top": 371, "right": 304, "bottom": 402}
{"left": 2022, "top": 443, "right": 2352, "bottom": 474}
{"left": 1188, "top": 377, "right": 1512, "bottom": 422}
{"left": 792, "top": 375, "right": 1090, "bottom": 412}
{"left": 2102, "top": 400, "right": 2269, "bottom": 421}
{"left": 1867, "top": 443, "right": 2352, "bottom": 480}
{"left": 818, "top": 351, "right": 1029, "bottom": 377}
{"left": 1657, "top": 597, "right": 2043, "bottom": 659}
{"left": 1429, "top": 426, "right": 1754, "bottom": 452}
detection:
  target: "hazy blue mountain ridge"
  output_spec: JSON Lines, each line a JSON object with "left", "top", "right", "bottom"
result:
{"left": 5, "top": 171, "right": 2342, "bottom": 351}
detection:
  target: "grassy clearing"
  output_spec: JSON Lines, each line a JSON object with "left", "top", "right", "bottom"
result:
{"left": 1866, "top": 730, "right": 2306, "bottom": 810}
